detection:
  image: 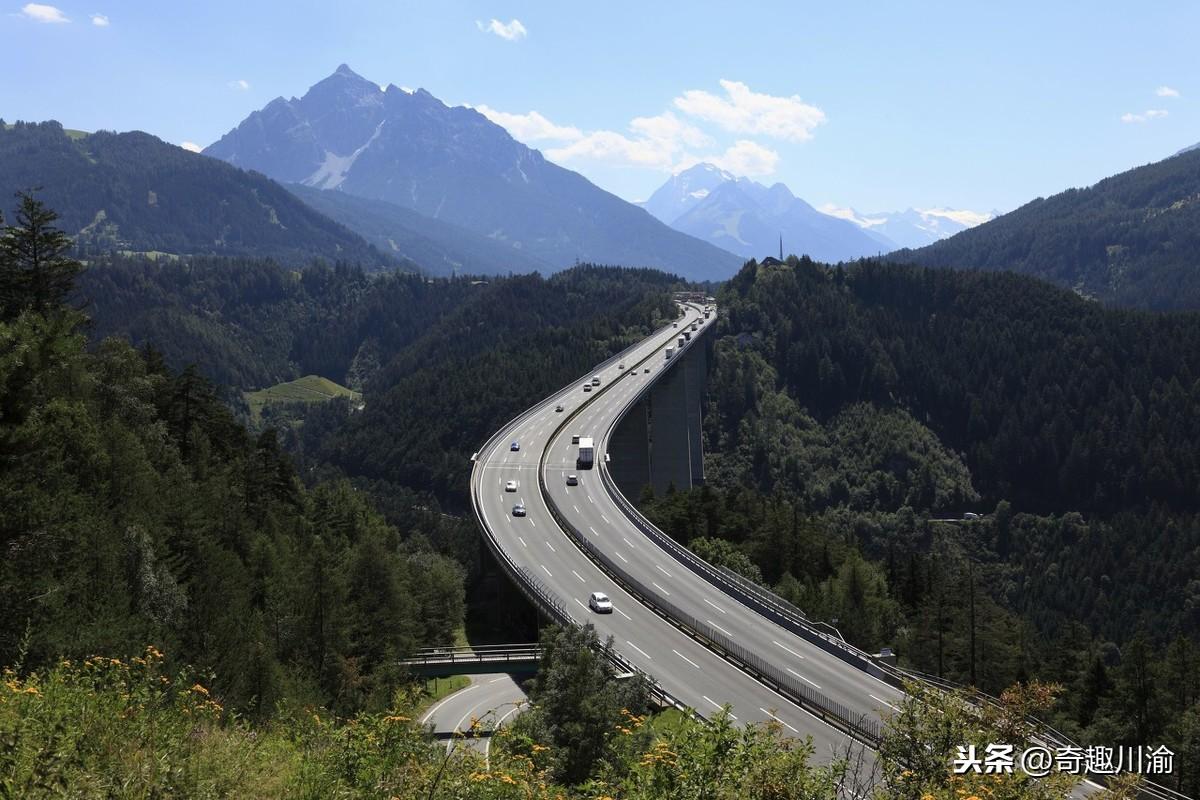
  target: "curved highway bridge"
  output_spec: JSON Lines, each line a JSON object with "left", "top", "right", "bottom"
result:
{"left": 470, "top": 301, "right": 901, "bottom": 762}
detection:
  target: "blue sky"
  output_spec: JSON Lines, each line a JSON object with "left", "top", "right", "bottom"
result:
{"left": 2, "top": 0, "right": 1196, "bottom": 217}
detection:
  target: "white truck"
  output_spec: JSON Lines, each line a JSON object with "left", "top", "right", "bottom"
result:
{"left": 665, "top": 346, "right": 675, "bottom": 360}
{"left": 576, "top": 437, "right": 595, "bottom": 469}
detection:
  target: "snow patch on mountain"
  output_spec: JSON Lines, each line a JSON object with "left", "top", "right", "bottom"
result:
{"left": 304, "top": 120, "right": 386, "bottom": 190}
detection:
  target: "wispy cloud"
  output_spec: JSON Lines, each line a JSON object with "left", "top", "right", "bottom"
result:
{"left": 21, "top": 3, "right": 69, "bottom": 23}
{"left": 1155, "top": 86, "right": 1180, "bottom": 98}
{"left": 479, "top": 99, "right": 783, "bottom": 178}
{"left": 90, "top": 12, "right": 108, "bottom": 26}
{"left": 180, "top": 141, "right": 203, "bottom": 153}
{"left": 228, "top": 79, "right": 251, "bottom": 91}
{"left": 674, "top": 79, "right": 826, "bottom": 142}
{"left": 545, "top": 112, "right": 713, "bottom": 172}
{"left": 1121, "top": 109, "right": 1169, "bottom": 123}
{"left": 475, "top": 106, "right": 582, "bottom": 142}
{"left": 476, "top": 18, "right": 527, "bottom": 41}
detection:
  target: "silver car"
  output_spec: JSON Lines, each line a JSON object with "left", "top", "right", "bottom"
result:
{"left": 588, "top": 591, "right": 613, "bottom": 614}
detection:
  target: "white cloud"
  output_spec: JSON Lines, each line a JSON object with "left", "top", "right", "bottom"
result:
{"left": 1156, "top": 86, "right": 1180, "bottom": 98}
{"left": 628, "top": 112, "right": 711, "bottom": 149}
{"left": 228, "top": 79, "right": 251, "bottom": 91}
{"left": 476, "top": 106, "right": 582, "bottom": 142}
{"left": 180, "top": 141, "right": 203, "bottom": 153}
{"left": 677, "top": 140, "right": 780, "bottom": 177}
{"left": 546, "top": 112, "right": 712, "bottom": 172}
{"left": 21, "top": 3, "right": 69, "bottom": 23}
{"left": 547, "top": 130, "right": 677, "bottom": 170}
{"left": 1121, "top": 109, "right": 1169, "bottom": 123}
{"left": 476, "top": 18, "right": 527, "bottom": 41}
{"left": 674, "top": 79, "right": 826, "bottom": 142}
{"left": 90, "top": 12, "right": 108, "bottom": 26}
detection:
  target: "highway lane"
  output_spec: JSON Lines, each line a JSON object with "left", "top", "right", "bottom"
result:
{"left": 474, "top": 303, "right": 872, "bottom": 764}
{"left": 421, "top": 673, "right": 528, "bottom": 757}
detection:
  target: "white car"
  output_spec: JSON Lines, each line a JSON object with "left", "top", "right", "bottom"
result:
{"left": 555, "top": 404, "right": 564, "bottom": 412}
{"left": 512, "top": 504, "right": 526, "bottom": 517}
{"left": 505, "top": 480, "right": 517, "bottom": 492}
{"left": 588, "top": 592, "right": 613, "bottom": 614}
{"left": 566, "top": 474, "right": 578, "bottom": 486}
{"left": 583, "top": 385, "right": 592, "bottom": 393}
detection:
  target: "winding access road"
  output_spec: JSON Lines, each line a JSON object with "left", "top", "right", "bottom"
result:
{"left": 422, "top": 674, "right": 528, "bottom": 757}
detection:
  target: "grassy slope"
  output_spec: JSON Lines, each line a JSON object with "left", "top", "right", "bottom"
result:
{"left": 244, "top": 374, "right": 361, "bottom": 424}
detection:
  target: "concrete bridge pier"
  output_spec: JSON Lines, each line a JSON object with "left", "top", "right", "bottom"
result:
{"left": 609, "top": 338, "right": 707, "bottom": 501}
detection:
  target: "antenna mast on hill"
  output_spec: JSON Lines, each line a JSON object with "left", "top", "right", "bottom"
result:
{"left": 779, "top": 234, "right": 783, "bottom": 261}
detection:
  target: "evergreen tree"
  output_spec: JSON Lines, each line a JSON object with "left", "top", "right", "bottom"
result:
{"left": 0, "top": 192, "right": 82, "bottom": 320}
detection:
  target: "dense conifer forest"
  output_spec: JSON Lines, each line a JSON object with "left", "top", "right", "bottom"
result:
{"left": 892, "top": 148, "right": 1200, "bottom": 311}
{"left": 637, "top": 256, "right": 1200, "bottom": 793}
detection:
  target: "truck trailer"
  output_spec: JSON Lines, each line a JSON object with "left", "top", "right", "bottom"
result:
{"left": 576, "top": 437, "right": 595, "bottom": 469}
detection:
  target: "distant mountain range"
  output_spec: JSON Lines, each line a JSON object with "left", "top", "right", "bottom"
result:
{"left": 891, "top": 147, "right": 1200, "bottom": 310}
{"left": 205, "top": 65, "right": 742, "bottom": 281}
{"left": 640, "top": 164, "right": 889, "bottom": 262}
{"left": 0, "top": 120, "right": 392, "bottom": 266}
{"left": 639, "top": 163, "right": 990, "bottom": 262}
{"left": 818, "top": 206, "right": 994, "bottom": 250}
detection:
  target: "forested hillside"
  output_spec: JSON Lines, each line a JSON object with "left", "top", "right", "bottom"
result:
{"left": 638, "top": 256, "right": 1200, "bottom": 790}
{"left": 0, "top": 120, "right": 393, "bottom": 267}
{"left": 891, "top": 148, "right": 1200, "bottom": 310}
{"left": 80, "top": 256, "right": 478, "bottom": 390}
{"left": 79, "top": 257, "right": 680, "bottom": 511}
{"left": 0, "top": 196, "right": 464, "bottom": 720}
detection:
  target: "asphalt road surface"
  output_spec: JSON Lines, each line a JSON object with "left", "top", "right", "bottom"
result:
{"left": 421, "top": 673, "right": 528, "bottom": 757}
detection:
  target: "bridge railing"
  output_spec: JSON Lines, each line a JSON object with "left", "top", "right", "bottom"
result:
{"left": 401, "top": 644, "right": 543, "bottom": 666}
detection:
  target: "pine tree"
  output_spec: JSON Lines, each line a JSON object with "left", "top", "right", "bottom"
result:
{"left": 0, "top": 192, "right": 83, "bottom": 320}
